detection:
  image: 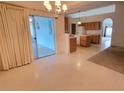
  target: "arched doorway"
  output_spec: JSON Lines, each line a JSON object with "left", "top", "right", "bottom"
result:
{"left": 101, "top": 18, "right": 113, "bottom": 49}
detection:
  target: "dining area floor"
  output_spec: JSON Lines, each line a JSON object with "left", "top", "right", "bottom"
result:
{"left": 0, "top": 41, "right": 124, "bottom": 90}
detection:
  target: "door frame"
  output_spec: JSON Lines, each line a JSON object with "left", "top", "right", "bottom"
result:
{"left": 30, "top": 15, "right": 39, "bottom": 59}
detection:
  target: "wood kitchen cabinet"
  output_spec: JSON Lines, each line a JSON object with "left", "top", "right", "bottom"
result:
{"left": 79, "top": 22, "right": 101, "bottom": 30}
{"left": 70, "top": 37, "right": 77, "bottom": 53}
{"left": 80, "top": 35, "right": 91, "bottom": 47}
{"left": 91, "top": 34, "right": 100, "bottom": 44}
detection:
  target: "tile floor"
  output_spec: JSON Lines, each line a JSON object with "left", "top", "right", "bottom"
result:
{"left": 0, "top": 37, "right": 124, "bottom": 90}
{"left": 32, "top": 42, "right": 55, "bottom": 58}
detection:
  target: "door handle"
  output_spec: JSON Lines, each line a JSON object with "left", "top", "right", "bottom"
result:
{"left": 34, "top": 37, "right": 37, "bottom": 40}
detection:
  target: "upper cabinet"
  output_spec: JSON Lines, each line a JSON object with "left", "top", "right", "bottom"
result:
{"left": 79, "top": 21, "right": 101, "bottom": 30}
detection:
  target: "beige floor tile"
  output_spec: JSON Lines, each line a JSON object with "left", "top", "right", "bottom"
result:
{"left": 0, "top": 37, "right": 124, "bottom": 90}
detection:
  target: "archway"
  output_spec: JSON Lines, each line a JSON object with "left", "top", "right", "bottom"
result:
{"left": 101, "top": 18, "right": 113, "bottom": 49}
{"left": 102, "top": 18, "right": 113, "bottom": 37}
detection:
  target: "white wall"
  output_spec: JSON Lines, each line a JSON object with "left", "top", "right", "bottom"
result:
{"left": 55, "top": 15, "right": 67, "bottom": 54}
{"left": 111, "top": 3, "right": 124, "bottom": 47}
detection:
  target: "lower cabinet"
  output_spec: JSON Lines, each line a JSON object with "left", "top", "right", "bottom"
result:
{"left": 80, "top": 34, "right": 100, "bottom": 47}
{"left": 80, "top": 35, "right": 91, "bottom": 47}
{"left": 91, "top": 34, "right": 100, "bottom": 44}
{"left": 70, "top": 37, "right": 77, "bottom": 53}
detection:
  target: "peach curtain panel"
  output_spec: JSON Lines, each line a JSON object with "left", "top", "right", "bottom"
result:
{"left": 0, "top": 3, "right": 34, "bottom": 70}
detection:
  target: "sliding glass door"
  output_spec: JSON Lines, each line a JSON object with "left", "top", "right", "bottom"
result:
{"left": 29, "top": 16, "right": 38, "bottom": 59}
{"left": 29, "top": 16, "right": 56, "bottom": 59}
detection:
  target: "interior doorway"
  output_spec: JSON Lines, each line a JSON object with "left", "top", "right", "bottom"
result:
{"left": 29, "top": 16, "right": 56, "bottom": 59}
{"left": 101, "top": 18, "right": 113, "bottom": 49}
{"left": 71, "top": 24, "right": 76, "bottom": 34}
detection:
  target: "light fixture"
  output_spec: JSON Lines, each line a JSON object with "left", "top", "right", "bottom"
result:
{"left": 43, "top": 1, "right": 52, "bottom": 11}
{"left": 77, "top": 11, "right": 82, "bottom": 25}
{"left": 55, "top": 1, "right": 61, "bottom": 7}
{"left": 43, "top": 1, "right": 68, "bottom": 17}
{"left": 77, "top": 21, "right": 81, "bottom": 25}
{"left": 62, "top": 4, "right": 68, "bottom": 12}
{"left": 43, "top": 1, "right": 49, "bottom": 6}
